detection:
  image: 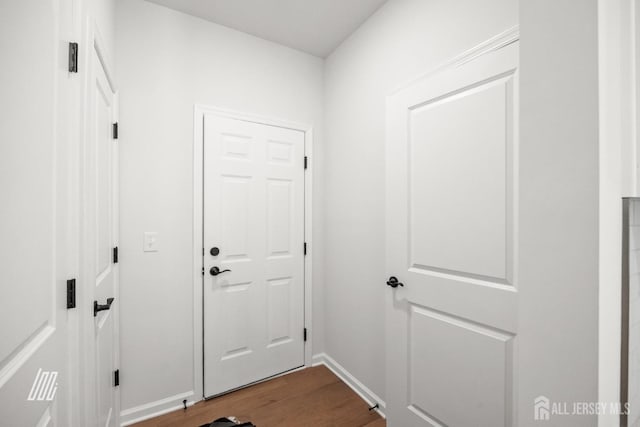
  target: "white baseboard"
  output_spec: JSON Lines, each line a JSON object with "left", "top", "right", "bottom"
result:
{"left": 311, "top": 352, "right": 386, "bottom": 419}
{"left": 311, "top": 353, "right": 325, "bottom": 366}
{"left": 120, "top": 390, "right": 199, "bottom": 426}
{"left": 120, "top": 356, "right": 384, "bottom": 425}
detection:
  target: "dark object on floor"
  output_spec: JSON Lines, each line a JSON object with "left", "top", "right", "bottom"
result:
{"left": 200, "top": 417, "right": 256, "bottom": 427}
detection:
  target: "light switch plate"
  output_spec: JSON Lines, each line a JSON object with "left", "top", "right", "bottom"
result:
{"left": 143, "top": 232, "right": 159, "bottom": 252}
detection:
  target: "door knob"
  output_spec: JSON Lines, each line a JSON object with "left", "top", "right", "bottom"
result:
{"left": 94, "top": 297, "right": 114, "bottom": 317}
{"left": 210, "top": 266, "right": 231, "bottom": 276}
{"left": 386, "top": 276, "right": 404, "bottom": 288}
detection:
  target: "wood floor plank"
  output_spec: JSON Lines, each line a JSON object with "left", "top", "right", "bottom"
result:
{"left": 363, "top": 419, "right": 387, "bottom": 427}
{"left": 131, "top": 366, "right": 385, "bottom": 427}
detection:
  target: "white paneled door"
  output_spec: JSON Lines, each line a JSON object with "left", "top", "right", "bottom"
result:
{"left": 203, "top": 115, "right": 305, "bottom": 397}
{"left": 0, "top": 0, "right": 76, "bottom": 426}
{"left": 88, "top": 50, "right": 119, "bottom": 427}
{"left": 385, "top": 42, "right": 519, "bottom": 426}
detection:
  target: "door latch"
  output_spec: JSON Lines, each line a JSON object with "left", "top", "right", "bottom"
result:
{"left": 209, "top": 266, "right": 231, "bottom": 276}
{"left": 386, "top": 276, "right": 404, "bottom": 288}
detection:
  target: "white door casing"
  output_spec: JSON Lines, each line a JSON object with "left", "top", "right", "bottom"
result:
{"left": 385, "top": 39, "right": 519, "bottom": 426}
{"left": 203, "top": 114, "right": 305, "bottom": 397}
{"left": 84, "top": 46, "right": 119, "bottom": 427}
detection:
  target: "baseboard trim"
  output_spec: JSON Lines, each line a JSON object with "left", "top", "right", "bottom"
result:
{"left": 311, "top": 353, "right": 386, "bottom": 419}
{"left": 120, "top": 356, "right": 385, "bottom": 425}
{"left": 311, "top": 353, "right": 324, "bottom": 366}
{"left": 120, "top": 390, "right": 198, "bottom": 426}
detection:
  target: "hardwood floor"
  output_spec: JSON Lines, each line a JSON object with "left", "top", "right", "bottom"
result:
{"left": 131, "top": 365, "right": 385, "bottom": 427}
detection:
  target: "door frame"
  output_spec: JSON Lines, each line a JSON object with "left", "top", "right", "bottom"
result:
{"left": 192, "top": 105, "right": 314, "bottom": 399}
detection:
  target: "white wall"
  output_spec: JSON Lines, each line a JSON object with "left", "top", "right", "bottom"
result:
{"left": 322, "top": 0, "right": 518, "bottom": 403}
{"left": 115, "top": 0, "right": 324, "bottom": 422}
{"left": 518, "top": 1, "right": 600, "bottom": 425}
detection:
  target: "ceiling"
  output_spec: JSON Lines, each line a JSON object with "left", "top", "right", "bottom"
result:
{"left": 144, "top": 0, "right": 388, "bottom": 57}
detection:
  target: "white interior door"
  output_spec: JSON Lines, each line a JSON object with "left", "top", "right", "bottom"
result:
{"left": 0, "top": 0, "right": 77, "bottom": 426}
{"left": 88, "top": 50, "right": 119, "bottom": 427}
{"left": 385, "top": 42, "right": 519, "bottom": 426}
{"left": 203, "top": 114, "right": 305, "bottom": 397}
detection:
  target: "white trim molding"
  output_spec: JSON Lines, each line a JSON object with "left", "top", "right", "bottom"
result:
{"left": 120, "top": 391, "right": 197, "bottom": 426}
{"left": 192, "top": 105, "right": 315, "bottom": 404}
{"left": 312, "top": 353, "right": 386, "bottom": 419}
{"left": 390, "top": 25, "right": 519, "bottom": 96}
{"left": 0, "top": 325, "right": 55, "bottom": 389}
{"left": 120, "top": 356, "right": 383, "bottom": 426}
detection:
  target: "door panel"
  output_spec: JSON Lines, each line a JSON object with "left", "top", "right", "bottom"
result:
{"left": 90, "top": 52, "right": 118, "bottom": 427}
{"left": 408, "top": 306, "right": 513, "bottom": 427}
{"left": 203, "top": 115, "right": 304, "bottom": 397}
{"left": 386, "top": 42, "right": 518, "bottom": 427}
{"left": 97, "top": 314, "right": 114, "bottom": 427}
{"left": 267, "top": 278, "right": 294, "bottom": 346}
{"left": 96, "top": 81, "right": 113, "bottom": 276}
{"left": 409, "top": 77, "right": 510, "bottom": 282}
{"left": 0, "top": 0, "right": 76, "bottom": 426}
{"left": 267, "top": 180, "right": 294, "bottom": 255}
{"left": 221, "top": 176, "right": 251, "bottom": 257}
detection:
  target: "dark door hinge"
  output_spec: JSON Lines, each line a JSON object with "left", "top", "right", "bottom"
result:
{"left": 304, "top": 242, "right": 307, "bottom": 255}
{"left": 114, "top": 369, "right": 120, "bottom": 387}
{"left": 304, "top": 156, "right": 308, "bottom": 170}
{"left": 202, "top": 266, "right": 204, "bottom": 276}
{"left": 304, "top": 328, "right": 307, "bottom": 342}
{"left": 113, "top": 247, "right": 118, "bottom": 264}
{"left": 66, "top": 279, "right": 76, "bottom": 309}
{"left": 68, "top": 42, "right": 78, "bottom": 73}
{"left": 113, "top": 122, "right": 118, "bottom": 139}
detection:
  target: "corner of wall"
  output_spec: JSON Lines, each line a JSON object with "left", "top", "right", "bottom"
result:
{"left": 311, "top": 353, "right": 386, "bottom": 419}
